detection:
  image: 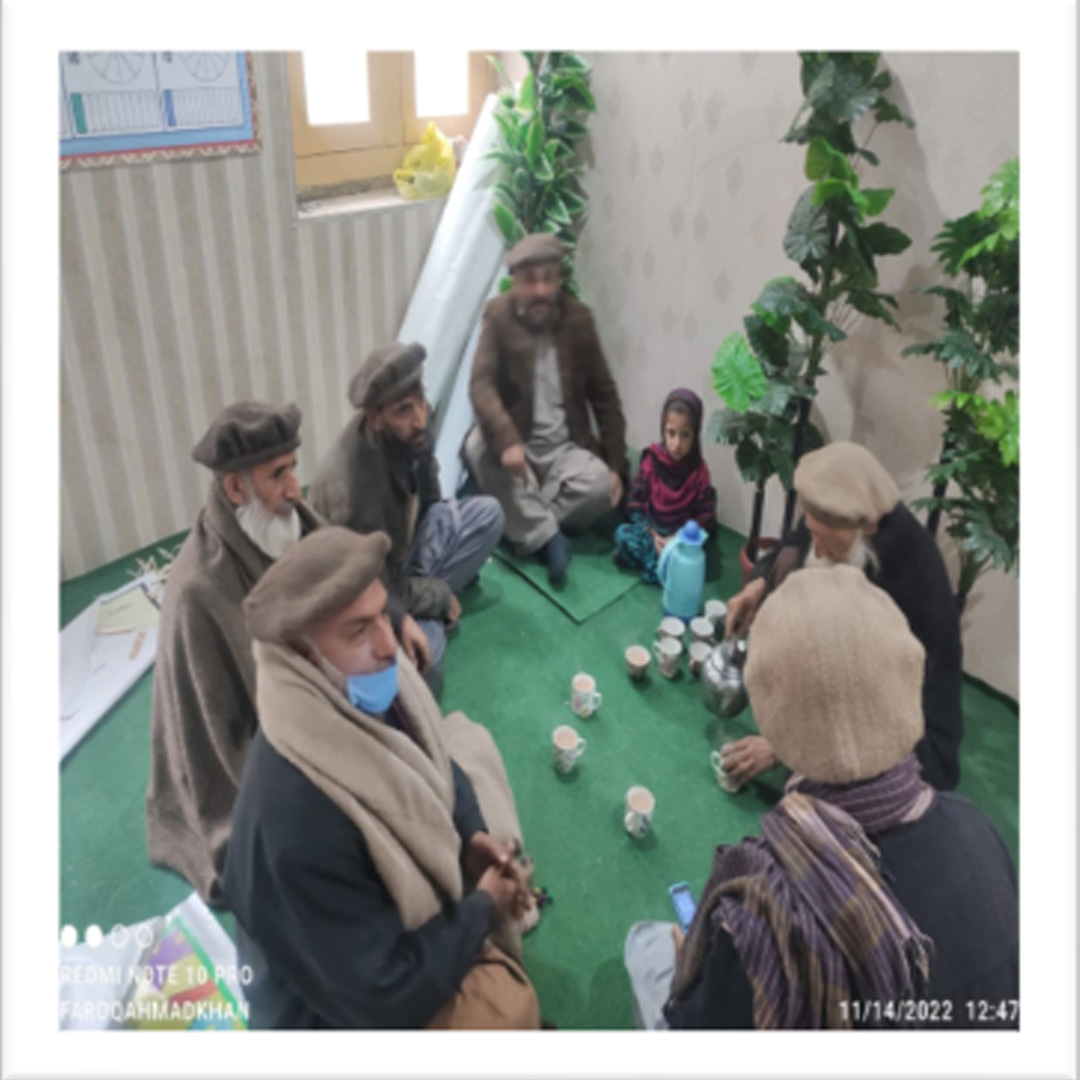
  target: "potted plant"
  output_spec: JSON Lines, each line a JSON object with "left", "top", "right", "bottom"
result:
{"left": 485, "top": 51, "right": 596, "bottom": 297}
{"left": 711, "top": 52, "right": 915, "bottom": 571}
{"left": 904, "top": 158, "right": 1019, "bottom": 610}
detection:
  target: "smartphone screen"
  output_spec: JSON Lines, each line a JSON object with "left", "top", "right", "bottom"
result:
{"left": 670, "top": 882, "right": 697, "bottom": 933}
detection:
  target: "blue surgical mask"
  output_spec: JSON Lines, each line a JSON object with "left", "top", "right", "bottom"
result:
{"left": 345, "top": 660, "right": 399, "bottom": 715}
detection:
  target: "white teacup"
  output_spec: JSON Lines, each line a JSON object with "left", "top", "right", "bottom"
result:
{"left": 553, "top": 725, "right": 587, "bottom": 773}
{"left": 625, "top": 644, "right": 650, "bottom": 682}
{"left": 624, "top": 785, "right": 655, "bottom": 838}
{"left": 705, "top": 599, "right": 728, "bottom": 630}
{"left": 689, "top": 616, "right": 715, "bottom": 646}
{"left": 655, "top": 616, "right": 685, "bottom": 643}
{"left": 652, "top": 636, "right": 683, "bottom": 678}
{"left": 710, "top": 748, "right": 742, "bottom": 793}
{"left": 688, "top": 640, "right": 712, "bottom": 678}
{"left": 571, "top": 672, "right": 602, "bottom": 717}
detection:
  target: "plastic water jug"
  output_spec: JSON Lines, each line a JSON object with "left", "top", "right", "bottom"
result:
{"left": 657, "top": 520, "right": 706, "bottom": 620}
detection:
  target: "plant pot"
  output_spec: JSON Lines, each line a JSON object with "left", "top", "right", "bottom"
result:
{"left": 739, "top": 537, "right": 779, "bottom": 586}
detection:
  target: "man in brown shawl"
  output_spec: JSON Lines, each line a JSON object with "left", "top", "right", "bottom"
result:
{"left": 145, "top": 401, "right": 323, "bottom": 904}
{"left": 465, "top": 233, "right": 629, "bottom": 585}
{"left": 223, "top": 527, "right": 541, "bottom": 1029}
{"left": 625, "top": 568, "right": 1017, "bottom": 1030}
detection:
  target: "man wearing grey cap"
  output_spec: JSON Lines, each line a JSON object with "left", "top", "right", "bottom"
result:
{"left": 722, "top": 442, "right": 964, "bottom": 792}
{"left": 465, "top": 233, "right": 629, "bottom": 585}
{"left": 224, "top": 527, "right": 540, "bottom": 1029}
{"left": 310, "top": 341, "right": 504, "bottom": 689}
{"left": 626, "top": 568, "right": 1017, "bottom": 1030}
{"left": 146, "top": 402, "right": 323, "bottom": 904}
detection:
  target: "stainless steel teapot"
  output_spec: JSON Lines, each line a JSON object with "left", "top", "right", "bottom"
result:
{"left": 701, "top": 638, "right": 748, "bottom": 718}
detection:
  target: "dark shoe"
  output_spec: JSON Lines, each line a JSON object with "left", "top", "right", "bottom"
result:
{"left": 538, "top": 531, "right": 571, "bottom": 586}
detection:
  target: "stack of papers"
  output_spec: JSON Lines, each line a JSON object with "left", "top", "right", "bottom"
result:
{"left": 60, "top": 573, "right": 162, "bottom": 763}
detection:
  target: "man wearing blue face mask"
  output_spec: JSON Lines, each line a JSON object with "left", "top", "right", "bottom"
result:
{"left": 223, "top": 527, "right": 540, "bottom": 1029}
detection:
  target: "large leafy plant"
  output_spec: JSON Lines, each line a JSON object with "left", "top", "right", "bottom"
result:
{"left": 486, "top": 52, "right": 596, "bottom": 297}
{"left": 904, "top": 158, "right": 1019, "bottom": 609}
{"left": 711, "top": 52, "right": 915, "bottom": 560}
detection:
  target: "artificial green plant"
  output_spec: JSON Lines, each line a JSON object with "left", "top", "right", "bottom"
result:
{"left": 711, "top": 52, "right": 915, "bottom": 561}
{"left": 485, "top": 52, "right": 596, "bottom": 297}
{"left": 904, "top": 158, "right": 1019, "bottom": 610}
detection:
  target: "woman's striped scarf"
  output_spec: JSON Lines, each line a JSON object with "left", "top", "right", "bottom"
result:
{"left": 670, "top": 753, "right": 936, "bottom": 1028}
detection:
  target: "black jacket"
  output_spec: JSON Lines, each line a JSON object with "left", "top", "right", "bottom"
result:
{"left": 666, "top": 792, "right": 1019, "bottom": 1029}
{"left": 223, "top": 727, "right": 495, "bottom": 1029}
{"left": 753, "top": 504, "right": 964, "bottom": 790}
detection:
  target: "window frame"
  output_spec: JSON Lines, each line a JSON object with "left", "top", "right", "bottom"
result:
{"left": 287, "top": 50, "right": 493, "bottom": 194}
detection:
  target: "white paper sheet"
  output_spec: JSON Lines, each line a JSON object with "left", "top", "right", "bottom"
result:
{"left": 60, "top": 574, "right": 161, "bottom": 763}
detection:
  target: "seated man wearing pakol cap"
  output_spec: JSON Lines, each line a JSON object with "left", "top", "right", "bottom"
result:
{"left": 722, "top": 442, "right": 964, "bottom": 791}
{"left": 146, "top": 402, "right": 324, "bottom": 903}
{"left": 626, "top": 567, "right": 1018, "bottom": 1030}
{"left": 310, "top": 342, "right": 504, "bottom": 688}
{"left": 464, "top": 233, "right": 629, "bottom": 585}
{"left": 224, "top": 527, "right": 541, "bottom": 1029}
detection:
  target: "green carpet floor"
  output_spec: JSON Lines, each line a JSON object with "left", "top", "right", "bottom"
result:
{"left": 59, "top": 523, "right": 1019, "bottom": 1030}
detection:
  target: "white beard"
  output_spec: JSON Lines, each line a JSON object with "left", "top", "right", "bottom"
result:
{"left": 236, "top": 483, "right": 302, "bottom": 560}
{"left": 804, "top": 531, "right": 879, "bottom": 574}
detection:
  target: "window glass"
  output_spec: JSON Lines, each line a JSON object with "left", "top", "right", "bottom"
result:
{"left": 414, "top": 50, "right": 467, "bottom": 117}
{"left": 302, "top": 49, "right": 370, "bottom": 125}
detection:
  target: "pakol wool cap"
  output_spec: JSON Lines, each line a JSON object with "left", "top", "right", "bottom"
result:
{"left": 506, "top": 233, "right": 566, "bottom": 273}
{"left": 192, "top": 401, "right": 301, "bottom": 473}
{"left": 794, "top": 441, "right": 901, "bottom": 529}
{"left": 744, "top": 565, "right": 925, "bottom": 784}
{"left": 348, "top": 341, "right": 426, "bottom": 410}
{"left": 244, "top": 527, "right": 392, "bottom": 643}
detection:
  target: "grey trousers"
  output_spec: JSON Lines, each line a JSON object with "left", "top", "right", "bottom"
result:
{"left": 402, "top": 496, "right": 504, "bottom": 688}
{"left": 624, "top": 920, "right": 676, "bottom": 1030}
{"left": 463, "top": 425, "right": 610, "bottom": 556}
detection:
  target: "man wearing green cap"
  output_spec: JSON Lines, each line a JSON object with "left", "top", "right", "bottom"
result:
{"left": 465, "top": 233, "right": 629, "bottom": 585}
{"left": 310, "top": 341, "right": 504, "bottom": 690}
{"left": 225, "top": 527, "right": 540, "bottom": 1029}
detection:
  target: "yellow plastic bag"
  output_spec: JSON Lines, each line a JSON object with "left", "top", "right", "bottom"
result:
{"left": 393, "top": 122, "right": 457, "bottom": 201}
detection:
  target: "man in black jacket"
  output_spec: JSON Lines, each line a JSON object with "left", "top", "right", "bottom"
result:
{"left": 722, "top": 442, "right": 964, "bottom": 790}
{"left": 224, "top": 528, "right": 539, "bottom": 1029}
{"left": 625, "top": 567, "right": 1017, "bottom": 1030}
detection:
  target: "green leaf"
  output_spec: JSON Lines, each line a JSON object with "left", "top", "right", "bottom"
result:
{"left": 493, "top": 203, "right": 524, "bottom": 246}
{"left": 784, "top": 187, "right": 831, "bottom": 265}
{"left": 493, "top": 182, "right": 519, "bottom": 212}
{"left": 561, "top": 188, "right": 588, "bottom": 216}
{"left": 860, "top": 221, "right": 912, "bottom": 255}
{"left": 979, "top": 157, "right": 1019, "bottom": 220}
{"left": 493, "top": 109, "right": 523, "bottom": 151}
{"left": 525, "top": 116, "right": 546, "bottom": 171}
{"left": 484, "top": 148, "right": 522, "bottom": 169}
{"left": 486, "top": 53, "right": 512, "bottom": 89}
{"left": 873, "top": 99, "right": 914, "bottom": 127}
{"left": 846, "top": 288, "right": 900, "bottom": 327}
{"left": 518, "top": 72, "right": 536, "bottom": 111}
{"left": 812, "top": 178, "right": 855, "bottom": 206}
{"left": 805, "top": 137, "right": 855, "bottom": 182}
{"left": 545, "top": 194, "right": 572, "bottom": 226}
{"left": 498, "top": 275, "right": 514, "bottom": 294}
{"left": 860, "top": 187, "right": 895, "bottom": 217}
{"left": 712, "top": 333, "right": 769, "bottom": 411}
{"left": 557, "top": 53, "right": 592, "bottom": 74}
{"left": 756, "top": 277, "right": 811, "bottom": 317}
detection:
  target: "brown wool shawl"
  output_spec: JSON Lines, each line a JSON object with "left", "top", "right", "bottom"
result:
{"left": 254, "top": 642, "right": 466, "bottom": 928}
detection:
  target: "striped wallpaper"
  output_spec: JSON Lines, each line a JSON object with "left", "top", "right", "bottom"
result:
{"left": 59, "top": 52, "right": 444, "bottom": 579}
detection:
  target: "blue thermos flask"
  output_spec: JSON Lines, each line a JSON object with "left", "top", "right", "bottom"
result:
{"left": 657, "top": 520, "right": 707, "bottom": 620}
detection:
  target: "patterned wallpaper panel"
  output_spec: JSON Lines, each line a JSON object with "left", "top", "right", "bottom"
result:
{"left": 60, "top": 52, "right": 443, "bottom": 579}
{"left": 574, "top": 51, "right": 1019, "bottom": 696}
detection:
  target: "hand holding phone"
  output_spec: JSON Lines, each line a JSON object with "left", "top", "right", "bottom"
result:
{"left": 669, "top": 881, "right": 697, "bottom": 934}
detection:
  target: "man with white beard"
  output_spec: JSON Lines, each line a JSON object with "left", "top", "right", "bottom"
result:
{"left": 721, "top": 442, "right": 964, "bottom": 793}
{"left": 146, "top": 403, "right": 433, "bottom": 904}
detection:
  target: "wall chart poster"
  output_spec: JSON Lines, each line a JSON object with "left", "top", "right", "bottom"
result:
{"left": 60, "top": 52, "right": 259, "bottom": 170}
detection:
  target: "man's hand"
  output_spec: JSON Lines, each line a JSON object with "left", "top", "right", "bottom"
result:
{"left": 671, "top": 923, "right": 685, "bottom": 959}
{"left": 444, "top": 594, "right": 462, "bottom": 630}
{"left": 608, "top": 469, "right": 624, "bottom": 509}
{"left": 724, "top": 578, "right": 767, "bottom": 639}
{"left": 500, "top": 443, "right": 529, "bottom": 482}
{"left": 399, "top": 614, "right": 431, "bottom": 674}
{"left": 464, "top": 832, "right": 523, "bottom": 889}
{"left": 476, "top": 864, "right": 531, "bottom": 924}
{"left": 719, "top": 735, "right": 777, "bottom": 787}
